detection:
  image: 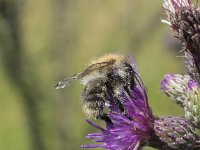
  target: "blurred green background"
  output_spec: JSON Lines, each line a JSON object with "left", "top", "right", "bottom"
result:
{"left": 0, "top": 0, "right": 187, "bottom": 150}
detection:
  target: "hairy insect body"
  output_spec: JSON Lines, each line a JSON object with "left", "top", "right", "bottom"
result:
{"left": 80, "top": 55, "right": 135, "bottom": 119}
{"left": 54, "top": 53, "right": 135, "bottom": 121}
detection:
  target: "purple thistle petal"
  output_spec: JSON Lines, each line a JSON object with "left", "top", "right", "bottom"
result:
{"left": 85, "top": 119, "right": 105, "bottom": 131}
{"left": 81, "top": 144, "right": 106, "bottom": 149}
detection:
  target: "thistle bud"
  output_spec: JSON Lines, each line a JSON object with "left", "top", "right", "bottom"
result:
{"left": 153, "top": 117, "right": 200, "bottom": 149}
{"left": 161, "top": 74, "right": 190, "bottom": 106}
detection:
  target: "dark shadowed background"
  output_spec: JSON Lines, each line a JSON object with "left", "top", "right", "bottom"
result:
{"left": 0, "top": 0, "right": 187, "bottom": 150}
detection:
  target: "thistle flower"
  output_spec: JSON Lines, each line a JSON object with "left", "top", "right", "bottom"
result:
{"left": 82, "top": 60, "right": 200, "bottom": 150}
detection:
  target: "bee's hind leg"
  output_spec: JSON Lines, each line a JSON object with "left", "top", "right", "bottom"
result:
{"left": 112, "top": 86, "right": 126, "bottom": 113}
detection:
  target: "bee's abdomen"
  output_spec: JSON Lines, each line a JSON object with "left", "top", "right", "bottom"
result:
{"left": 81, "top": 78, "right": 107, "bottom": 119}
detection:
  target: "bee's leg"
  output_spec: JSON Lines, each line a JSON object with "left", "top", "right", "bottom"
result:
{"left": 113, "top": 87, "right": 125, "bottom": 113}
{"left": 124, "top": 85, "right": 134, "bottom": 99}
{"left": 113, "top": 96, "right": 124, "bottom": 112}
{"left": 106, "top": 74, "right": 125, "bottom": 112}
{"left": 124, "top": 62, "right": 136, "bottom": 89}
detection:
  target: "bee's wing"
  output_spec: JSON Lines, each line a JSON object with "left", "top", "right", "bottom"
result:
{"left": 54, "top": 61, "right": 113, "bottom": 89}
{"left": 54, "top": 73, "right": 82, "bottom": 89}
{"left": 81, "top": 61, "right": 112, "bottom": 76}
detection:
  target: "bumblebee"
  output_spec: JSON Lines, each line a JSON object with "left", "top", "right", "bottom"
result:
{"left": 54, "top": 53, "right": 135, "bottom": 122}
